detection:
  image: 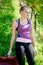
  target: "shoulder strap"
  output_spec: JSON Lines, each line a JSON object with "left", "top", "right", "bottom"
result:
{"left": 27, "top": 18, "right": 31, "bottom": 24}
{"left": 16, "top": 18, "right": 20, "bottom": 30}
{"left": 18, "top": 18, "right": 20, "bottom": 26}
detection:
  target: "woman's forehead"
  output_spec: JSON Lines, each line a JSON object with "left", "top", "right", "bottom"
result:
{"left": 24, "top": 8, "right": 31, "bottom": 12}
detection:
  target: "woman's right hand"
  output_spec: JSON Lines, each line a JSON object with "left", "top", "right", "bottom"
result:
{"left": 7, "top": 50, "right": 12, "bottom": 57}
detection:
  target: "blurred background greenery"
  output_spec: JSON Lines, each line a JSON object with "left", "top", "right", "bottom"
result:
{"left": 0, "top": 0, "right": 43, "bottom": 65}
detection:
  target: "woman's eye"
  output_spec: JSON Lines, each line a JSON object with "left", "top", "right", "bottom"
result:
{"left": 26, "top": 12, "right": 30, "bottom": 14}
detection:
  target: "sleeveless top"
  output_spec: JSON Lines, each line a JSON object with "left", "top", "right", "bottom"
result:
{"left": 16, "top": 18, "right": 32, "bottom": 43}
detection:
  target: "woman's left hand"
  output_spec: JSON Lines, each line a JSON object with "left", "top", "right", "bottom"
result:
{"left": 33, "top": 47, "right": 38, "bottom": 55}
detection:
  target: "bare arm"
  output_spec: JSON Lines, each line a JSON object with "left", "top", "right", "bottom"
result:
{"left": 9, "top": 21, "right": 18, "bottom": 51}
{"left": 31, "top": 19, "right": 38, "bottom": 55}
{"left": 31, "top": 20, "right": 36, "bottom": 47}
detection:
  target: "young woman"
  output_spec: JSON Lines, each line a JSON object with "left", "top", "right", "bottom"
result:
{"left": 7, "top": 6, "right": 38, "bottom": 65}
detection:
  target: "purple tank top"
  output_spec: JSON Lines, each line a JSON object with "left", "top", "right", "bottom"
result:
{"left": 16, "top": 19, "right": 32, "bottom": 40}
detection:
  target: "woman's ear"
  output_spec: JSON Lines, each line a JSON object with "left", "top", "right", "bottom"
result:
{"left": 20, "top": 10, "right": 23, "bottom": 14}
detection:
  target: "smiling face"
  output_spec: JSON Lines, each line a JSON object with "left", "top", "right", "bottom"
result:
{"left": 20, "top": 6, "right": 31, "bottom": 19}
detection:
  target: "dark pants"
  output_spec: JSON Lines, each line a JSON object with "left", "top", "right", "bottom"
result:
{"left": 15, "top": 42, "right": 35, "bottom": 65}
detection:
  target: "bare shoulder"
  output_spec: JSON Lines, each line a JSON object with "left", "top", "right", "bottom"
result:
{"left": 12, "top": 20, "right": 18, "bottom": 29}
{"left": 31, "top": 20, "right": 34, "bottom": 27}
{"left": 30, "top": 20, "right": 34, "bottom": 31}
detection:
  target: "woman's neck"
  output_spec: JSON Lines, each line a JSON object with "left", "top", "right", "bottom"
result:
{"left": 20, "top": 17, "right": 28, "bottom": 25}
{"left": 20, "top": 17, "right": 27, "bottom": 22}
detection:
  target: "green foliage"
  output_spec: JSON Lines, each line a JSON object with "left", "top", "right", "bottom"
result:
{"left": 0, "top": 0, "right": 16, "bottom": 56}
{"left": 25, "top": 0, "right": 43, "bottom": 24}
